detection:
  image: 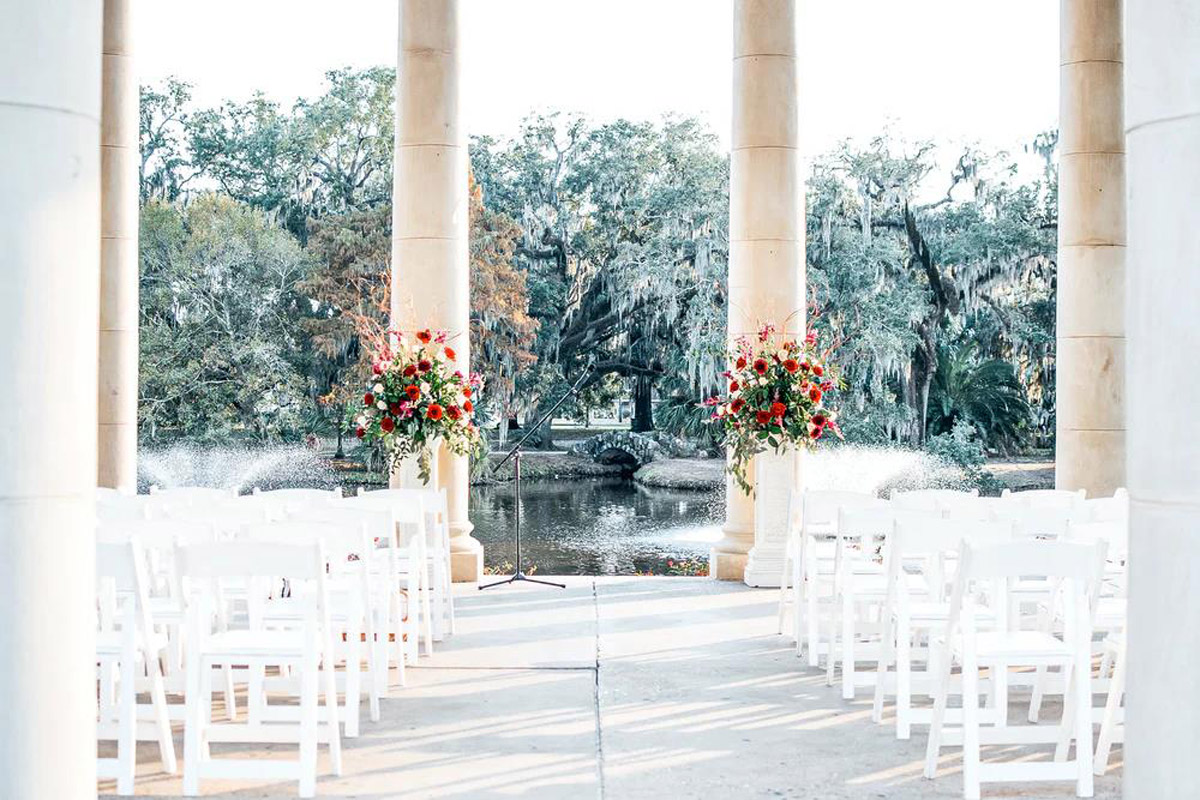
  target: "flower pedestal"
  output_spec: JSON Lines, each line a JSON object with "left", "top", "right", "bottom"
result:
{"left": 743, "top": 446, "right": 802, "bottom": 587}
{"left": 389, "top": 439, "right": 441, "bottom": 489}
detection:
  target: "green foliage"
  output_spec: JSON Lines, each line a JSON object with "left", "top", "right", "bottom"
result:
{"left": 927, "top": 340, "right": 1030, "bottom": 452}
{"left": 139, "top": 196, "right": 313, "bottom": 442}
{"left": 925, "top": 419, "right": 1003, "bottom": 494}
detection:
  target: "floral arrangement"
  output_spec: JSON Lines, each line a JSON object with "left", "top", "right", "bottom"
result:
{"left": 705, "top": 325, "right": 842, "bottom": 494}
{"left": 350, "top": 328, "right": 483, "bottom": 481}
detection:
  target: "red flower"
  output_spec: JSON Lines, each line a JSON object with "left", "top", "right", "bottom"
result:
{"left": 735, "top": 356, "right": 748, "bottom": 370}
{"left": 380, "top": 416, "right": 395, "bottom": 433}
{"left": 389, "top": 403, "right": 401, "bottom": 414}
{"left": 755, "top": 410, "right": 772, "bottom": 425}
{"left": 821, "top": 380, "right": 833, "bottom": 392}
{"left": 403, "top": 364, "right": 417, "bottom": 377}
{"left": 363, "top": 392, "right": 375, "bottom": 406}
{"left": 812, "top": 365, "right": 824, "bottom": 377}
{"left": 372, "top": 363, "right": 383, "bottom": 375}
{"left": 809, "top": 387, "right": 822, "bottom": 403}
{"left": 417, "top": 329, "right": 432, "bottom": 344}
{"left": 446, "top": 405, "right": 462, "bottom": 421}
{"left": 444, "top": 346, "right": 457, "bottom": 361}
{"left": 355, "top": 427, "right": 366, "bottom": 439}
{"left": 800, "top": 362, "right": 811, "bottom": 373}
{"left": 811, "top": 413, "right": 827, "bottom": 427}
{"left": 426, "top": 404, "right": 444, "bottom": 421}
{"left": 418, "top": 359, "right": 432, "bottom": 372}
{"left": 405, "top": 384, "right": 420, "bottom": 401}
{"left": 463, "top": 399, "right": 474, "bottom": 413}
{"left": 770, "top": 402, "right": 786, "bottom": 417}
{"left": 730, "top": 398, "right": 745, "bottom": 413}
{"left": 810, "top": 426, "right": 823, "bottom": 439}
{"left": 463, "top": 386, "right": 472, "bottom": 398}
{"left": 729, "top": 380, "right": 740, "bottom": 393}
{"left": 783, "top": 359, "right": 799, "bottom": 374}
{"left": 753, "top": 358, "right": 769, "bottom": 375}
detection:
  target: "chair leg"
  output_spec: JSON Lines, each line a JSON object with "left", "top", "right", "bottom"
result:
{"left": 1094, "top": 643, "right": 1125, "bottom": 776}
{"left": 962, "top": 657, "right": 981, "bottom": 800}
{"left": 923, "top": 644, "right": 951, "bottom": 779}
{"left": 322, "top": 643, "right": 344, "bottom": 777}
{"left": 298, "top": 655, "right": 318, "bottom": 799}
{"left": 825, "top": 581, "right": 838, "bottom": 686}
{"left": 805, "top": 558, "right": 821, "bottom": 668}
{"left": 344, "top": 626, "right": 362, "bottom": 738}
{"left": 872, "top": 611, "right": 893, "bottom": 724}
{"left": 116, "top": 651, "right": 137, "bottom": 796}
{"left": 182, "top": 656, "right": 203, "bottom": 797}
{"left": 222, "top": 663, "right": 237, "bottom": 721}
{"left": 897, "top": 620, "right": 912, "bottom": 740}
{"left": 841, "top": 591, "right": 856, "bottom": 700}
{"left": 148, "top": 653, "right": 178, "bottom": 774}
{"left": 792, "top": 554, "right": 805, "bottom": 657}
{"left": 777, "top": 539, "right": 791, "bottom": 635}
{"left": 1073, "top": 651, "right": 1095, "bottom": 797}
{"left": 1055, "top": 662, "right": 1077, "bottom": 762}
{"left": 420, "top": 562, "right": 434, "bottom": 657}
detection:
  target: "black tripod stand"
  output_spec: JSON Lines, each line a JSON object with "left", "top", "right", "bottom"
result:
{"left": 479, "top": 367, "right": 592, "bottom": 591}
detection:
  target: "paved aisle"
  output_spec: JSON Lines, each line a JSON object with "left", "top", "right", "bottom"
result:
{"left": 108, "top": 577, "right": 1122, "bottom": 799}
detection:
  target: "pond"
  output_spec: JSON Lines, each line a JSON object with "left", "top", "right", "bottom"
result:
{"left": 469, "top": 478, "right": 723, "bottom": 575}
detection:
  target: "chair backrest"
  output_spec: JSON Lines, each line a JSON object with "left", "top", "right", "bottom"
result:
{"left": 1000, "top": 487, "right": 1086, "bottom": 509}
{"left": 889, "top": 517, "right": 1015, "bottom": 603}
{"left": 171, "top": 503, "right": 271, "bottom": 537}
{"left": 148, "top": 486, "right": 238, "bottom": 507}
{"left": 96, "top": 496, "right": 150, "bottom": 522}
{"left": 342, "top": 493, "right": 427, "bottom": 543}
{"left": 837, "top": 506, "right": 937, "bottom": 549}
{"left": 240, "top": 521, "right": 369, "bottom": 569}
{"left": 1082, "top": 489, "right": 1129, "bottom": 524}
{"left": 302, "top": 505, "right": 396, "bottom": 546}
{"left": 1067, "top": 519, "right": 1128, "bottom": 559}
{"left": 95, "top": 538, "right": 155, "bottom": 639}
{"left": 891, "top": 488, "right": 979, "bottom": 511}
{"left": 999, "top": 504, "right": 1075, "bottom": 538}
{"left": 801, "top": 490, "right": 880, "bottom": 530}
{"left": 937, "top": 495, "right": 1007, "bottom": 521}
{"left": 177, "top": 540, "right": 324, "bottom": 582}
{"left": 252, "top": 487, "right": 342, "bottom": 517}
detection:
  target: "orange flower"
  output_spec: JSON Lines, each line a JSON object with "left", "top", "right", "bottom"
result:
{"left": 426, "top": 404, "right": 443, "bottom": 421}
{"left": 770, "top": 402, "right": 786, "bottom": 417}
{"left": 404, "top": 384, "right": 420, "bottom": 401}
{"left": 783, "top": 358, "right": 799, "bottom": 374}
{"left": 445, "top": 346, "right": 457, "bottom": 361}
{"left": 417, "top": 329, "right": 432, "bottom": 344}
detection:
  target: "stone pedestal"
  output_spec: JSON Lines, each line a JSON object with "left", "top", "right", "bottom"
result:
{"left": 391, "top": 0, "right": 481, "bottom": 582}
{"left": 1055, "top": 0, "right": 1125, "bottom": 496}
{"left": 1124, "top": 0, "right": 1200, "bottom": 795}
{"left": 714, "top": 0, "right": 805, "bottom": 580}
{"left": 744, "top": 447, "right": 801, "bottom": 587}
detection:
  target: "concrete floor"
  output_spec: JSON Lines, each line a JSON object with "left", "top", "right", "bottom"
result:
{"left": 105, "top": 577, "right": 1122, "bottom": 799}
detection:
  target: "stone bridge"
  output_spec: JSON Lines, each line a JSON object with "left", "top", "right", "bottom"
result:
{"left": 569, "top": 430, "right": 696, "bottom": 468}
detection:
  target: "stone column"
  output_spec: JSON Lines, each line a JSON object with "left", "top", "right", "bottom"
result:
{"left": 712, "top": 0, "right": 805, "bottom": 584}
{"left": 98, "top": 0, "right": 139, "bottom": 491}
{"left": 1124, "top": 1, "right": 1200, "bottom": 795}
{"left": 1055, "top": 0, "right": 1126, "bottom": 497}
{"left": 0, "top": 2, "right": 101, "bottom": 796}
{"left": 391, "top": 0, "right": 482, "bottom": 581}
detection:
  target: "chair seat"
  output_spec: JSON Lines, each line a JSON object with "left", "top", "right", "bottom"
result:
{"left": 899, "top": 602, "right": 997, "bottom": 623}
{"left": 146, "top": 597, "right": 184, "bottom": 621}
{"left": 97, "top": 630, "right": 168, "bottom": 656}
{"left": 950, "top": 631, "right": 1072, "bottom": 661}
{"left": 201, "top": 629, "right": 312, "bottom": 660}
{"left": 263, "top": 593, "right": 363, "bottom": 624}
{"left": 849, "top": 573, "right": 928, "bottom": 596}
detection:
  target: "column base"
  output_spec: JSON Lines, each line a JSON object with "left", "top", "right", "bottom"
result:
{"left": 743, "top": 549, "right": 784, "bottom": 588}
{"left": 450, "top": 533, "right": 483, "bottom": 583}
{"left": 709, "top": 549, "right": 748, "bottom": 581}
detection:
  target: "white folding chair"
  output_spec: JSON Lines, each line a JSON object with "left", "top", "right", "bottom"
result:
{"left": 149, "top": 485, "right": 238, "bottom": 507}
{"left": 923, "top": 539, "right": 1102, "bottom": 800}
{"left": 96, "top": 538, "right": 177, "bottom": 795}
{"left": 178, "top": 540, "right": 342, "bottom": 798}
{"left": 892, "top": 488, "right": 979, "bottom": 512}
{"left": 344, "top": 493, "right": 434, "bottom": 661}
{"left": 872, "top": 517, "right": 1014, "bottom": 739}
{"left": 356, "top": 487, "right": 454, "bottom": 640}
{"left": 779, "top": 489, "right": 879, "bottom": 666}
{"left": 1080, "top": 488, "right": 1128, "bottom": 525}
{"left": 1001, "top": 487, "right": 1087, "bottom": 512}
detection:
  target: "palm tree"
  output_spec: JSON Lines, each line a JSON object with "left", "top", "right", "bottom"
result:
{"left": 926, "top": 341, "right": 1030, "bottom": 452}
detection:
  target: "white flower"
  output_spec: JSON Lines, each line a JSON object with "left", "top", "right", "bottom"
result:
{"left": 420, "top": 382, "right": 431, "bottom": 395}
{"left": 373, "top": 383, "right": 384, "bottom": 394}
{"left": 758, "top": 377, "right": 768, "bottom": 386}
{"left": 377, "top": 401, "right": 387, "bottom": 410}
{"left": 355, "top": 415, "right": 366, "bottom": 426}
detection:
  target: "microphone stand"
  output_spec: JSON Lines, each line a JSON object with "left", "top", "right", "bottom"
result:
{"left": 479, "top": 367, "right": 593, "bottom": 590}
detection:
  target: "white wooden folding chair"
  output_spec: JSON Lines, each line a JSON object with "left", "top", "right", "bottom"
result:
{"left": 96, "top": 538, "right": 177, "bottom": 795}
{"left": 344, "top": 492, "right": 434, "bottom": 661}
{"left": 923, "top": 539, "right": 1102, "bottom": 800}
{"left": 253, "top": 487, "right": 342, "bottom": 518}
{"left": 779, "top": 489, "right": 878, "bottom": 666}
{"left": 891, "top": 488, "right": 978, "bottom": 512}
{"left": 356, "top": 487, "right": 454, "bottom": 640}
{"left": 872, "top": 517, "right": 1013, "bottom": 739}
{"left": 178, "top": 540, "right": 342, "bottom": 798}
{"left": 149, "top": 485, "right": 238, "bottom": 507}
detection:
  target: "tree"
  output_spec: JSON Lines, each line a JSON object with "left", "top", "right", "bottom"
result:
{"left": 139, "top": 195, "right": 313, "bottom": 442}
{"left": 927, "top": 341, "right": 1031, "bottom": 452}
{"left": 139, "top": 77, "right": 197, "bottom": 204}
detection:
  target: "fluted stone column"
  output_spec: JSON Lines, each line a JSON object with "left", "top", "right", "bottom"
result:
{"left": 1124, "top": 1, "right": 1200, "bottom": 795}
{"left": 391, "top": 0, "right": 481, "bottom": 582}
{"left": 0, "top": 1, "right": 101, "bottom": 796}
{"left": 99, "top": 0, "right": 139, "bottom": 491}
{"left": 1055, "top": 0, "right": 1126, "bottom": 496}
{"left": 712, "top": 0, "right": 805, "bottom": 584}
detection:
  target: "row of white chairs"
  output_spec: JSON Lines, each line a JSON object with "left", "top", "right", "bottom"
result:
{"left": 95, "top": 486, "right": 456, "bottom": 797}
{"left": 776, "top": 487, "right": 1129, "bottom": 799}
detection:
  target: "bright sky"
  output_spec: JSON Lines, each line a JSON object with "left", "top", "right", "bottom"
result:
{"left": 138, "top": 0, "right": 1058, "bottom": 159}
